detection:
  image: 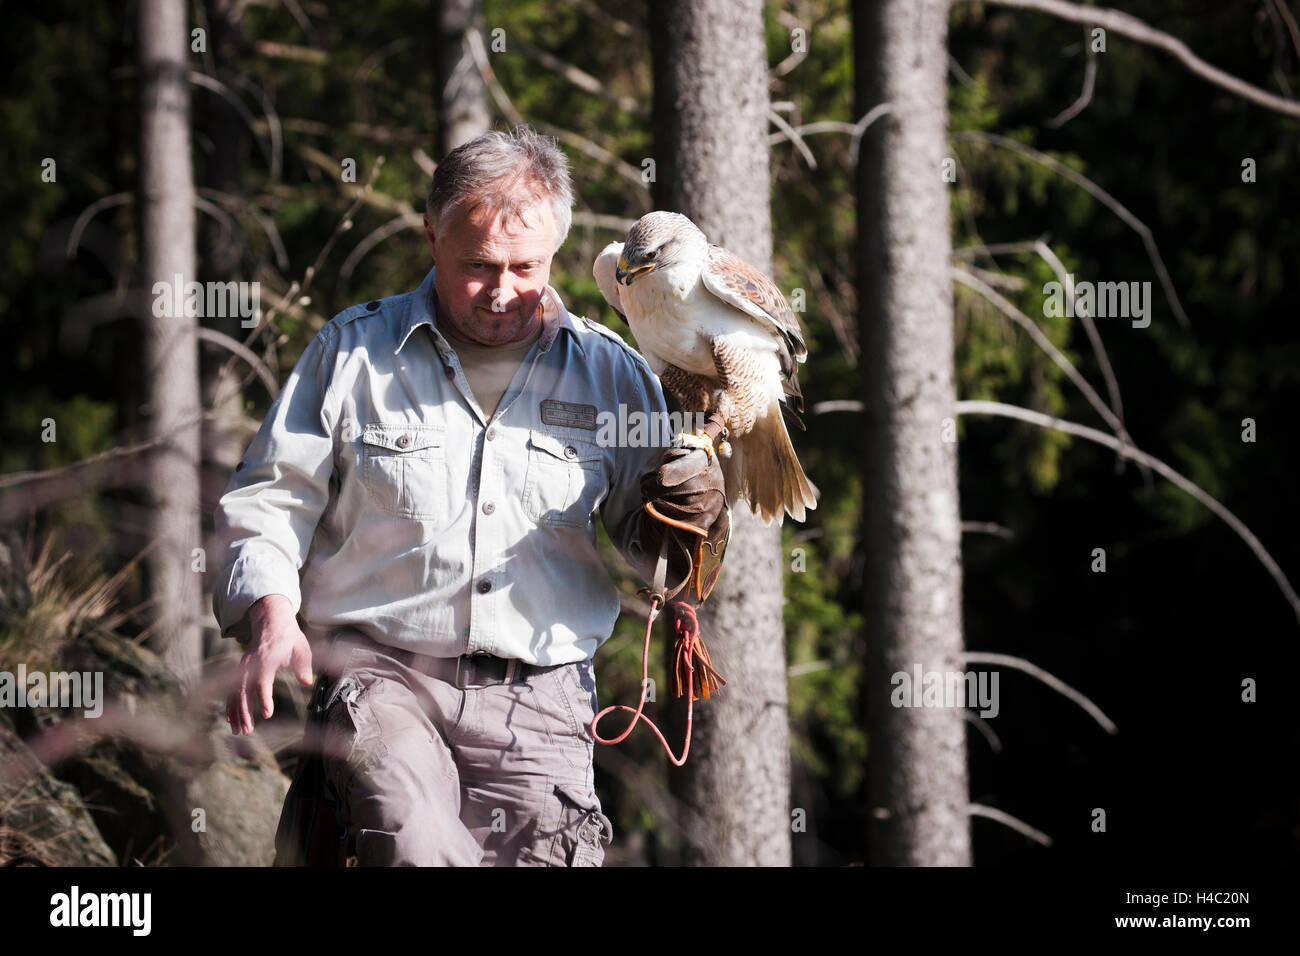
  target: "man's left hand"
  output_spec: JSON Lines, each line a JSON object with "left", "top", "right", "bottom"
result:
{"left": 637, "top": 411, "right": 730, "bottom": 601}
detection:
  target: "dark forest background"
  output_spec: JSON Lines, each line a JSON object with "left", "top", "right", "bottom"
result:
{"left": 0, "top": 0, "right": 1296, "bottom": 867}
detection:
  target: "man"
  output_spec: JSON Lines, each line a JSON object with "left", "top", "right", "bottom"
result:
{"left": 212, "top": 125, "right": 727, "bottom": 866}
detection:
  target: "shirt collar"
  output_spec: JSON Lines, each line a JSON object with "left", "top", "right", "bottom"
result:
{"left": 396, "top": 266, "right": 587, "bottom": 358}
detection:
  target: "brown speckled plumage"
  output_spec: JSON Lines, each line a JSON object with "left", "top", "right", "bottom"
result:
{"left": 593, "top": 211, "right": 819, "bottom": 524}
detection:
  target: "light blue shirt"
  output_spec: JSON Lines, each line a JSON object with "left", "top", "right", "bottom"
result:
{"left": 211, "top": 266, "right": 672, "bottom": 665}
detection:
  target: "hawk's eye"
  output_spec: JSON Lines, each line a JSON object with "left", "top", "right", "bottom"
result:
{"left": 645, "top": 248, "right": 657, "bottom": 260}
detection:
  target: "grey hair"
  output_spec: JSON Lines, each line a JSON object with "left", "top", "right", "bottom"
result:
{"left": 425, "top": 125, "right": 574, "bottom": 253}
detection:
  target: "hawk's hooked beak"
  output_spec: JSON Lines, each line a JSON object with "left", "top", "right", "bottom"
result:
{"left": 616, "top": 254, "right": 656, "bottom": 286}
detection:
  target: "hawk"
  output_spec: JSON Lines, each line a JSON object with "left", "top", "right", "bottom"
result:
{"left": 593, "top": 211, "right": 819, "bottom": 525}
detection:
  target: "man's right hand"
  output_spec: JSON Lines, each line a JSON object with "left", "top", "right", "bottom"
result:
{"left": 227, "top": 594, "right": 315, "bottom": 736}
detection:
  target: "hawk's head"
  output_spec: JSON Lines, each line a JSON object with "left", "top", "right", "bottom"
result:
{"left": 615, "top": 211, "right": 708, "bottom": 286}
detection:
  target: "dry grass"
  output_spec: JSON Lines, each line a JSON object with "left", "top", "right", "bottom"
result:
{"left": 0, "top": 535, "right": 139, "bottom": 673}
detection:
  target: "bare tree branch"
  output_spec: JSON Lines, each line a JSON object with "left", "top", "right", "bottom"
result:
{"left": 811, "top": 396, "right": 1300, "bottom": 624}
{"left": 968, "top": 803, "right": 1053, "bottom": 846}
{"left": 810, "top": 399, "right": 866, "bottom": 415}
{"left": 769, "top": 107, "right": 817, "bottom": 168}
{"left": 962, "top": 710, "right": 1003, "bottom": 752}
{"left": 1263, "top": 0, "right": 1296, "bottom": 99}
{"left": 959, "top": 651, "right": 1118, "bottom": 734}
{"left": 961, "top": 521, "right": 1015, "bottom": 539}
{"left": 953, "top": 265, "right": 1141, "bottom": 456}
{"left": 1272, "top": 0, "right": 1300, "bottom": 66}
{"left": 953, "top": 130, "right": 1189, "bottom": 328}
{"left": 340, "top": 213, "right": 422, "bottom": 294}
{"left": 767, "top": 102, "right": 893, "bottom": 166}
{"left": 197, "top": 187, "right": 290, "bottom": 271}
{"left": 509, "top": 36, "right": 647, "bottom": 117}
{"left": 1047, "top": 25, "right": 1098, "bottom": 127}
{"left": 572, "top": 211, "right": 639, "bottom": 233}
{"left": 195, "top": 327, "right": 279, "bottom": 397}
{"left": 231, "top": 74, "right": 283, "bottom": 182}
{"left": 953, "top": 238, "right": 1046, "bottom": 260}
{"left": 188, "top": 70, "right": 276, "bottom": 176}
{"left": 0, "top": 408, "right": 215, "bottom": 492}
{"left": 949, "top": 53, "right": 978, "bottom": 87}
{"left": 252, "top": 39, "right": 327, "bottom": 64}
{"left": 1031, "top": 240, "right": 1123, "bottom": 429}
{"left": 466, "top": 26, "right": 525, "bottom": 126}
{"left": 66, "top": 192, "right": 131, "bottom": 260}
{"left": 973, "top": 0, "right": 1300, "bottom": 118}
{"left": 956, "top": 399, "right": 1300, "bottom": 624}
{"left": 464, "top": 28, "right": 650, "bottom": 202}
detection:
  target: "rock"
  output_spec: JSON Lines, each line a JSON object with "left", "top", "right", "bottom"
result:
{"left": 0, "top": 709, "right": 116, "bottom": 867}
{"left": 162, "top": 704, "right": 291, "bottom": 866}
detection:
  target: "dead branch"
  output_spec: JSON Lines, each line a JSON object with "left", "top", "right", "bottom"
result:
{"left": 1047, "top": 25, "right": 1098, "bottom": 127}
{"left": 768, "top": 102, "right": 893, "bottom": 166}
{"left": 974, "top": 0, "right": 1300, "bottom": 118}
{"left": 953, "top": 131, "right": 1189, "bottom": 328}
{"left": 953, "top": 265, "right": 1140, "bottom": 455}
{"left": 959, "top": 651, "right": 1118, "bottom": 734}
{"left": 956, "top": 399, "right": 1300, "bottom": 624}
{"left": 339, "top": 214, "right": 423, "bottom": 296}
{"left": 968, "top": 803, "right": 1053, "bottom": 846}
{"left": 961, "top": 521, "right": 1015, "bottom": 539}
{"left": 769, "top": 107, "right": 817, "bottom": 169}
{"left": 509, "top": 36, "right": 647, "bottom": 117}
{"left": 962, "top": 711, "right": 1003, "bottom": 752}
{"left": 195, "top": 327, "right": 280, "bottom": 397}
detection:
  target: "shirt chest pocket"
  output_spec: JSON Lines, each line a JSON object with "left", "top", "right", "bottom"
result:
{"left": 359, "top": 423, "right": 448, "bottom": 521}
{"left": 522, "top": 429, "right": 606, "bottom": 530}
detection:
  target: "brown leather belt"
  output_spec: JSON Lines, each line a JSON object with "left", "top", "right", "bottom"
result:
{"left": 451, "top": 653, "right": 553, "bottom": 689}
{"left": 326, "top": 629, "right": 561, "bottom": 689}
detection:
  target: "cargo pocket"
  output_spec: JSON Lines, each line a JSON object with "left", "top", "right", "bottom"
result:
{"left": 553, "top": 780, "right": 612, "bottom": 867}
{"left": 320, "top": 674, "right": 389, "bottom": 810}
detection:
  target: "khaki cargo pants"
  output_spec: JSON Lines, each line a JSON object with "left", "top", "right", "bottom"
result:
{"left": 315, "top": 628, "right": 613, "bottom": 866}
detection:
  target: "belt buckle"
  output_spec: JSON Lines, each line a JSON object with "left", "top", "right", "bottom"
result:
{"left": 455, "top": 653, "right": 517, "bottom": 689}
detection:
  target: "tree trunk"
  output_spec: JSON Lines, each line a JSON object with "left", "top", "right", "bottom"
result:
{"left": 138, "top": 0, "right": 202, "bottom": 686}
{"left": 853, "top": 0, "right": 971, "bottom": 865}
{"left": 199, "top": 0, "right": 250, "bottom": 665}
{"left": 433, "top": 0, "right": 491, "bottom": 157}
{"left": 651, "top": 0, "right": 791, "bottom": 867}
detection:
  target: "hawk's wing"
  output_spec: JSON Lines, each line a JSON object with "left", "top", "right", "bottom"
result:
{"left": 700, "top": 244, "right": 808, "bottom": 427}
{"left": 593, "top": 242, "right": 627, "bottom": 322}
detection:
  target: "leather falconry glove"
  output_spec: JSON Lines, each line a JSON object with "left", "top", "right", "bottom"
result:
{"left": 637, "top": 410, "right": 731, "bottom": 605}
{"left": 636, "top": 410, "right": 730, "bottom": 700}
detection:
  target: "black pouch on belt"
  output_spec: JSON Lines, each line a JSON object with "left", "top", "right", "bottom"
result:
{"left": 273, "top": 674, "right": 353, "bottom": 867}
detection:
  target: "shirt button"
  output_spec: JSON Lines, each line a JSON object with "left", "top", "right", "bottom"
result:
{"left": 445, "top": 365, "right": 455, "bottom": 379}
{"left": 395, "top": 434, "right": 411, "bottom": 449}
{"left": 564, "top": 445, "right": 577, "bottom": 459}
{"left": 477, "top": 580, "right": 492, "bottom": 594}
{"left": 486, "top": 427, "right": 496, "bottom": 441}
{"left": 482, "top": 501, "right": 495, "bottom": 515}
{"left": 365, "top": 300, "right": 380, "bottom": 311}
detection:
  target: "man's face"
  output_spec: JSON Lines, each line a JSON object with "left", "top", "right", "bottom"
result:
{"left": 425, "top": 196, "right": 558, "bottom": 347}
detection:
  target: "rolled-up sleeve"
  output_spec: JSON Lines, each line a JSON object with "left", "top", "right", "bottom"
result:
{"left": 600, "top": 355, "right": 671, "bottom": 585}
{"left": 211, "top": 323, "right": 341, "bottom": 641}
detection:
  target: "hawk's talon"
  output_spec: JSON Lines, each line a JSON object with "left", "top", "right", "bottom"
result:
{"left": 674, "top": 431, "right": 715, "bottom": 461}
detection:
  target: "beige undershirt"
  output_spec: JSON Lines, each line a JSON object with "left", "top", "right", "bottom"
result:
{"left": 440, "top": 317, "right": 544, "bottom": 420}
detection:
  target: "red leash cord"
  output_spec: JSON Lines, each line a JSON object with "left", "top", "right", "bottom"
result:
{"left": 589, "top": 596, "right": 702, "bottom": 766}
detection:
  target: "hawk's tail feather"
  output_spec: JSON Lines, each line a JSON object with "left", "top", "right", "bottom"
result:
{"left": 723, "top": 405, "right": 819, "bottom": 525}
